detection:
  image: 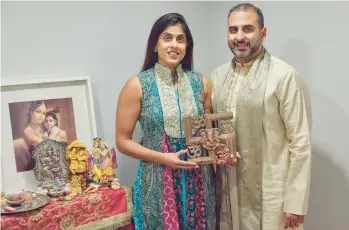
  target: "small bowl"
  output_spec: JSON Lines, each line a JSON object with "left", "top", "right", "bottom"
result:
{"left": 47, "top": 190, "right": 64, "bottom": 198}
{"left": 6, "top": 195, "right": 25, "bottom": 206}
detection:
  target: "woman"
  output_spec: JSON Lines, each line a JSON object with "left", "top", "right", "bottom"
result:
{"left": 14, "top": 100, "right": 47, "bottom": 172}
{"left": 115, "top": 13, "right": 216, "bottom": 230}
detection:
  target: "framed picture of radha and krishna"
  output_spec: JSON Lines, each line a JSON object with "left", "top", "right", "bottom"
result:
{"left": 1, "top": 76, "right": 97, "bottom": 193}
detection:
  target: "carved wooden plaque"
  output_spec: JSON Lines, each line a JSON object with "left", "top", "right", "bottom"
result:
{"left": 183, "top": 111, "right": 237, "bottom": 165}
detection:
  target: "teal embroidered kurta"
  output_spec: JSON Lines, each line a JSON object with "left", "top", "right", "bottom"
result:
{"left": 133, "top": 63, "right": 216, "bottom": 230}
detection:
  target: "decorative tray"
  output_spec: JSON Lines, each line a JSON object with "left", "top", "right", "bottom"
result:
{"left": 1, "top": 193, "right": 51, "bottom": 215}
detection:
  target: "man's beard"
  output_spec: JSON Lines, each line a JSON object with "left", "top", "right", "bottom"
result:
{"left": 230, "top": 45, "right": 253, "bottom": 58}
{"left": 229, "top": 40, "right": 262, "bottom": 59}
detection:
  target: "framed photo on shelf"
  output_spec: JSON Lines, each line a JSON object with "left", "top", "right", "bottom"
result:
{"left": 1, "top": 76, "right": 97, "bottom": 193}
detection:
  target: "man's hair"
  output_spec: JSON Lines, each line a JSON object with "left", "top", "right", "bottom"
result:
{"left": 228, "top": 3, "right": 264, "bottom": 28}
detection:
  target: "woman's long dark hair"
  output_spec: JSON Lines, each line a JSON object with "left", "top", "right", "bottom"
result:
{"left": 141, "top": 13, "right": 194, "bottom": 72}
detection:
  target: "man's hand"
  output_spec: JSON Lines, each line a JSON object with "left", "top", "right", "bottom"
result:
{"left": 217, "top": 151, "right": 241, "bottom": 166}
{"left": 283, "top": 213, "right": 304, "bottom": 229}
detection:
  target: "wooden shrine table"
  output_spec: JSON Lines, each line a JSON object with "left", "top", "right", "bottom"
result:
{"left": 1, "top": 185, "right": 134, "bottom": 230}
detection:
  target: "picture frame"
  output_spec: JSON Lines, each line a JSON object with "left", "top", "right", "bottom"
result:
{"left": 1, "top": 76, "right": 97, "bottom": 193}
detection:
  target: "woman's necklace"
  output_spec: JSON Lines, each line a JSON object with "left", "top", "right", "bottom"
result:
{"left": 29, "top": 124, "right": 43, "bottom": 136}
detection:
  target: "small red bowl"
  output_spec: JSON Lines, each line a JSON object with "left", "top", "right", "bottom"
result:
{"left": 6, "top": 195, "right": 24, "bottom": 206}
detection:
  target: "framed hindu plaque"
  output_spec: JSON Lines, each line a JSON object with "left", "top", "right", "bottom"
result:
{"left": 183, "top": 111, "right": 237, "bottom": 165}
{"left": 1, "top": 76, "right": 97, "bottom": 193}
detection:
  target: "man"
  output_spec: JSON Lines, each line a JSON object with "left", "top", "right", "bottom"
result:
{"left": 210, "top": 3, "right": 312, "bottom": 230}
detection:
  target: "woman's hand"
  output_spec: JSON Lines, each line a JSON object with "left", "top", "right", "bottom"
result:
{"left": 116, "top": 77, "right": 199, "bottom": 169}
{"left": 163, "top": 149, "right": 198, "bottom": 169}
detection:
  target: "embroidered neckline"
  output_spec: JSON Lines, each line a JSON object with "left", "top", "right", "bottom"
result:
{"left": 154, "top": 62, "right": 184, "bottom": 81}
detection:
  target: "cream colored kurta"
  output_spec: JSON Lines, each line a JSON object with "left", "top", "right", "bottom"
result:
{"left": 230, "top": 60, "right": 253, "bottom": 122}
{"left": 210, "top": 51, "right": 312, "bottom": 230}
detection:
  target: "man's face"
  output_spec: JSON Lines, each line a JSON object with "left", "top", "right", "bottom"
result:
{"left": 227, "top": 9, "right": 266, "bottom": 62}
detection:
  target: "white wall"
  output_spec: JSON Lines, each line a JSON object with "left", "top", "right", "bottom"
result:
{"left": 1, "top": 0, "right": 211, "bottom": 188}
{"left": 2, "top": 1, "right": 348, "bottom": 229}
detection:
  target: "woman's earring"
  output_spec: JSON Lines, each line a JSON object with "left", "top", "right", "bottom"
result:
{"left": 154, "top": 47, "right": 158, "bottom": 52}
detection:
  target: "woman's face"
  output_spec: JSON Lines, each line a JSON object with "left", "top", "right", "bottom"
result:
{"left": 44, "top": 115, "right": 56, "bottom": 129}
{"left": 156, "top": 24, "right": 188, "bottom": 70}
{"left": 31, "top": 104, "right": 46, "bottom": 125}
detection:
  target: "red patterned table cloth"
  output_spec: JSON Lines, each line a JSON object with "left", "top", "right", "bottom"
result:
{"left": 1, "top": 185, "right": 134, "bottom": 230}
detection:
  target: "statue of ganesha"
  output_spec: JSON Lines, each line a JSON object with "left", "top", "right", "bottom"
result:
{"left": 87, "top": 137, "right": 117, "bottom": 186}
{"left": 66, "top": 140, "right": 88, "bottom": 195}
